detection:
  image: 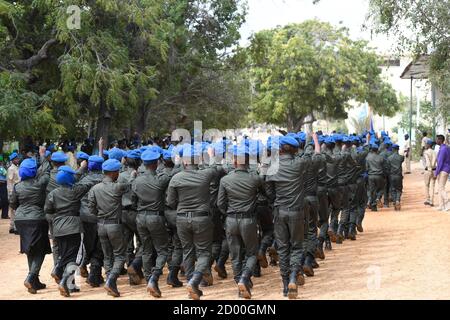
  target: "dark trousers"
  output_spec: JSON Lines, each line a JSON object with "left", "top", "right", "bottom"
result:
{"left": 390, "top": 175, "right": 403, "bottom": 203}
{"left": 304, "top": 196, "right": 319, "bottom": 256}
{"left": 256, "top": 203, "right": 274, "bottom": 254}
{"left": 383, "top": 175, "right": 391, "bottom": 205}
{"left": 136, "top": 213, "right": 169, "bottom": 279}
{"left": 81, "top": 221, "right": 103, "bottom": 268}
{"left": 165, "top": 210, "right": 183, "bottom": 269}
{"left": 273, "top": 207, "right": 305, "bottom": 279}
{"left": 368, "top": 175, "right": 385, "bottom": 207}
{"left": 97, "top": 223, "right": 126, "bottom": 277}
{"left": 211, "top": 208, "right": 225, "bottom": 268}
{"left": 122, "top": 209, "right": 142, "bottom": 265}
{"left": 328, "top": 186, "right": 342, "bottom": 233}
{"left": 317, "top": 186, "right": 329, "bottom": 239}
{"left": 355, "top": 177, "right": 368, "bottom": 226}
{"left": 339, "top": 183, "right": 357, "bottom": 229}
{"left": 176, "top": 215, "right": 213, "bottom": 279}
{"left": 0, "top": 183, "right": 8, "bottom": 218}
{"left": 225, "top": 215, "right": 258, "bottom": 282}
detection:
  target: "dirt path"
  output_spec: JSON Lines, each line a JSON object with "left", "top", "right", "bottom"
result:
{"left": 1, "top": 162, "right": 449, "bottom": 300}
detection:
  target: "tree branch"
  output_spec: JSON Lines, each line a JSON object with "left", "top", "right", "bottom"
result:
{"left": 11, "top": 38, "right": 58, "bottom": 70}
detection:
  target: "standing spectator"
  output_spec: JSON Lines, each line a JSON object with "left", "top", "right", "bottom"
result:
{"left": 404, "top": 134, "right": 411, "bottom": 174}
{"left": 0, "top": 159, "right": 8, "bottom": 219}
{"left": 420, "top": 132, "right": 428, "bottom": 169}
{"left": 423, "top": 139, "right": 437, "bottom": 206}
{"left": 435, "top": 135, "right": 450, "bottom": 211}
{"left": 7, "top": 153, "right": 21, "bottom": 233}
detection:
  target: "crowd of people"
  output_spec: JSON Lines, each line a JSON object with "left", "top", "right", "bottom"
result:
{"left": 1, "top": 129, "right": 449, "bottom": 300}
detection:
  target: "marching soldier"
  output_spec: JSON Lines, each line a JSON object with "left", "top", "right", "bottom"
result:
{"left": 387, "top": 144, "right": 405, "bottom": 210}
{"left": 366, "top": 144, "right": 387, "bottom": 211}
{"left": 265, "top": 133, "right": 321, "bottom": 299}
{"left": 9, "top": 147, "right": 51, "bottom": 294}
{"left": 166, "top": 144, "right": 216, "bottom": 300}
{"left": 131, "top": 150, "right": 171, "bottom": 298}
{"left": 217, "top": 144, "right": 265, "bottom": 299}
{"left": 88, "top": 159, "right": 134, "bottom": 297}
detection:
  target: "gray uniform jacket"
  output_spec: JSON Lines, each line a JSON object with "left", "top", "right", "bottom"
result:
{"left": 78, "top": 171, "right": 104, "bottom": 223}
{"left": 387, "top": 152, "right": 404, "bottom": 176}
{"left": 118, "top": 168, "right": 138, "bottom": 209}
{"left": 366, "top": 152, "right": 387, "bottom": 176}
{"left": 131, "top": 169, "right": 171, "bottom": 212}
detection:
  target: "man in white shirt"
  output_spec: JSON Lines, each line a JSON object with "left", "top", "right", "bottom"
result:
{"left": 421, "top": 132, "right": 429, "bottom": 169}
{"left": 7, "top": 153, "right": 20, "bottom": 234}
{"left": 423, "top": 139, "right": 437, "bottom": 206}
{"left": 404, "top": 134, "right": 411, "bottom": 174}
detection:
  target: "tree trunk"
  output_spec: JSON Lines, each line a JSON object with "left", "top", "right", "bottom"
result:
{"left": 95, "top": 98, "right": 111, "bottom": 147}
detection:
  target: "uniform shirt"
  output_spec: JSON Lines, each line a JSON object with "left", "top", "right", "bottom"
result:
{"left": 88, "top": 176, "right": 131, "bottom": 220}
{"left": 203, "top": 163, "right": 227, "bottom": 209}
{"left": 166, "top": 165, "right": 215, "bottom": 213}
{"left": 323, "top": 147, "right": 340, "bottom": 187}
{"left": 46, "top": 167, "right": 59, "bottom": 196}
{"left": 44, "top": 182, "right": 94, "bottom": 237}
{"left": 78, "top": 171, "right": 104, "bottom": 223}
{"left": 404, "top": 140, "right": 411, "bottom": 156}
{"left": 131, "top": 169, "right": 171, "bottom": 212}
{"left": 303, "top": 148, "right": 321, "bottom": 195}
{"left": 6, "top": 163, "right": 20, "bottom": 194}
{"left": 387, "top": 152, "right": 404, "bottom": 176}
{"left": 366, "top": 152, "right": 386, "bottom": 176}
{"left": 424, "top": 148, "right": 437, "bottom": 170}
{"left": 436, "top": 144, "right": 450, "bottom": 176}
{"left": 342, "top": 148, "right": 358, "bottom": 184}
{"left": 266, "top": 153, "right": 317, "bottom": 209}
{"left": 9, "top": 171, "right": 50, "bottom": 221}
{"left": 217, "top": 168, "right": 264, "bottom": 214}
{"left": 118, "top": 167, "right": 138, "bottom": 209}
{"left": 355, "top": 146, "right": 369, "bottom": 178}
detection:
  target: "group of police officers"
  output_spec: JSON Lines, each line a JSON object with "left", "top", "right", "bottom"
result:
{"left": 8, "top": 128, "right": 404, "bottom": 300}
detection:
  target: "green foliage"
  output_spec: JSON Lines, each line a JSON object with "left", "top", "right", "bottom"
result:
{"left": 246, "top": 20, "right": 399, "bottom": 131}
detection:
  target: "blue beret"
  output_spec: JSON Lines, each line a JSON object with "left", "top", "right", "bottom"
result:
{"left": 182, "top": 144, "right": 201, "bottom": 158}
{"left": 162, "top": 150, "right": 173, "bottom": 161}
{"left": 67, "top": 145, "right": 75, "bottom": 152}
{"left": 325, "top": 136, "right": 335, "bottom": 144}
{"left": 392, "top": 144, "right": 400, "bottom": 149}
{"left": 88, "top": 155, "right": 104, "bottom": 163}
{"left": 371, "top": 143, "right": 379, "bottom": 150}
{"left": 9, "top": 152, "right": 18, "bottom": 161}
{"left": 139, "top": 146, "right": 149, "bottom": 153}
{"left": 45, "top": 150, "right": 51, "bottom": 157}
{"left": 141, "top": 150, "right": 161, "bottom": 162}
{"left": 51, "top": 151, "right": 68, "bottom": 163}
{"left": 126, "top": 150, "right": 141, "bottom": 159}
{"left": 108, "top": 147, "right": 125, "bottom": 161}
{"left": 333, "top": 134, "right": 343, "bottom": 142}
{"left": 148, "top": 146, "right": 163, "bottom": 154}
{"left": 103, "top": 150, "right": 109, "bottom": 156}
{"left": 318, "top": 136, "right": 325, "bottom": 144}
{"left": 76, "top": 151, "right": 89, "bottom": 160}
{"left": 280, "top": 136, "right": 299, "bottom": 148}
{"left": 297, "top": 132, "right": 307, "bottom": 142}
{"left": 57, "top": 165, "right": 76, "bottom": 174}
{"left": 20, "top": 158, "right": 37, "bottom": 169}
{"left": 426, "top": 139, "right": 433, "bottom": 145}
{"left": 342, "top": 136, "right": 351, "bottom": 143}
{"left": 102, "top": 159, "right": 122, "bottom": 172}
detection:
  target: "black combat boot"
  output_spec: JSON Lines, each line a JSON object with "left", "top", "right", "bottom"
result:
{"left": 87, "top": 265, "right": 103, "bottom": 287}
{"left": 58, "top": 273, "right": 71, "bottom": 297}
{"left": 187, "top": 271, "right": 204, "bottom": 300}
{"left": 237, "top": 271, "right": 252, "bottom": 299}
{"left": 303, "top": 254, "right": 314, "bottom": 277}
{"left": 328, "top": 229, "right": 337, "bottom": 243}
{"left": 282, "top": 277, "right": 289, "bottom": 297}
{"left": 147, "top": 271, "right": 162, "bottom": 298}
{"left": 316, "top": 238, "right": 325, "bottom": 260}
{"left": 34, "top": 275, "right": 46, "bottom": 290}
{"left": 348, "top": 224, "right": 357, "bottom": 240}
{"left": 311, "top": 257, "right": 319, "bottom": 269}
{"left": 24, "top": 273, "right": 38, "bottom": 294}
{"left": 51, "top": 265, "right": 63, "bottom": 284}
{"left": 336, "top": 225, "right": 345, "bottom": 244}
{"left": 253, "top": 263, "right": 261, "bottom": 277}
{"left": 257, "top": 250, "right": 269, "bottom": 268}
{"left": 127, "top": 261, "right": 143, "bottom": 286}
{"left": 287, "top": 271, "right": 298, "bottom": 299}
{"left": 167, "top": 267, "right": 183, "bottom": 287}
{"left": 79, "top": 265, "right": 89, "bottom": 278}
{"left": 214, "top": 263, "right": 227, "bottom": 279}
{"left": 324, "top": 234, "right": 332, "bottom": 251}
{"left": 268, "top": 246, "right": 279, "bottom": 266}
{"left": 105, "top": 273, "right": 120, "bottom": 297}
{"left": 200, "top": 271, "right": 213, "bottom": 287}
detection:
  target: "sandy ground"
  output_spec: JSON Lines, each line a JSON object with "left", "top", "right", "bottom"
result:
{"left": 1, "top": 161, "right": 450, "bottom": 300}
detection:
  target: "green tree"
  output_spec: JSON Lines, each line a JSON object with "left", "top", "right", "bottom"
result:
{"left": 246, "top": 20, "right": 399, "bottom": 131}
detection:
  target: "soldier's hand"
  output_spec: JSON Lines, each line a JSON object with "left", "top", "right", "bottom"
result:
{"left": 311, "top": 132, "right": 318, "bottom": 142}
{"left": 80, "top": 160, "right": 88, "bottom": 169}
{"left": 39, "top": 145, "right": 46, "bottom": 157}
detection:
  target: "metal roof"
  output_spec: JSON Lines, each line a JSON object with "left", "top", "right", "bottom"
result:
{"left": 400, "top": 54, "right": 430, "bottom": 79}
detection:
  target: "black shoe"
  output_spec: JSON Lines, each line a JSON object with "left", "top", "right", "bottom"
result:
{"left": 325, "top": 235, "right": 332, "bottom": 251}
{"left": 348, "top": 225, "right": 357, "bottom": 240}
{"left": 257, "top": 251, "right": 269, "bottom": 268}
{"left": 371, "top": 206, "right": 378, "bottom": 212}
{"left": 187, "top": 272, "right": 203, "bottom": 300}
{"left": 316, "top": 238, "right": 325, "bottom": 260}
{"left": 287, "top": 271, "right": 298, "bottom": 299}
{"left": 356, "top": 223, "right": 364, "bottom": 233}
{"left": 311, "top": 257, "right": 319, "bottom": 269}
{"left": 336, "top": 226, "right": 345, "bottom": 244}
{"left": 9, "top": 229, "right": 16, "bottom": 234}
{"left": 237, "top": 271, "right": 252, "bottom": 299}
{"left": 34, "top": 276, "right": 46, "bottom": 290}
{"left": 51, "top": 266, "right": 63, "bottom": 284}
{"left": 214, "top": 263, "right": 227, "bottom": 279}
{"left": 147, "top": 273, "right": 162, "bottom": 298}
{"left": 87, "top": 266, "right": 103, "bottom": 287}
{"left": 167, "top": 267, "right": 183, "bottom": 288}
{"left": 105, "top": 274, "right": 120, "bottom": 297}
{"left": 303, "top": 255, "right": 314, "bottom": 277}
{"left": 79, "top": 265, "right": 88, "bottom": 278}
{"left": 58, "top": 275, "right": 71, "bottom": 297}
{"left": 119, "top": 267, "right": 127, "bottom": 276}
{"left": 200, "top": 272, "right": 213, "bottom": 287}
{"left": 24, "top": 274, "right": 37, "bottom": 294}
{"left": 253, "top": 263, "right": 261, "bottom": 277}
{"left": 127, "top": 264, "right": 142, "bottom": 286}
{"left": 282, "top": 278, "right": 289, "bottom": 297}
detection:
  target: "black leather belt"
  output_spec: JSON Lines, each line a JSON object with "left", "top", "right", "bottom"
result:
{"left": 138, "top": 211, "right": 164, "bottom": 216}
{"left": 97, "top": 218, "right": 120, "bottom": 225}
{"left": 177, "top": 212, "right": 209, "bottom": 218}
{"left": 227, "top": 212, "right": 254, "bottom": 218}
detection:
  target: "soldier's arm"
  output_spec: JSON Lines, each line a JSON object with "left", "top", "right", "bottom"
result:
{"left": 44, "top": 191, "right": 56, "bottom": 222}
{"left": 73, "top": 181, "right": 95, "bottom": 200}
{"left": 265, "top": 180, "right": 276, "bottom": 203}
{"left": 74, "top": 160, "right": 88, "bottom": 181}
{"left": 217, "top": 181, "right": 228, "bottom": 214}
{"left": 8, "top": 185, "right": 19, "bottom": 210}
{"left": 166, "top": 180, "right": 178, "bottom": 210}
{"left": 130, "top": 181, "right": 139, "bottom": 209}
{"left": 88, "top": 188, "right": 99, "bottom": 216}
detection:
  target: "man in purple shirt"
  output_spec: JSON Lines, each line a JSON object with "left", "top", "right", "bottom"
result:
{"left": 435, "top": 135, "right": 450, "bottom": 211}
